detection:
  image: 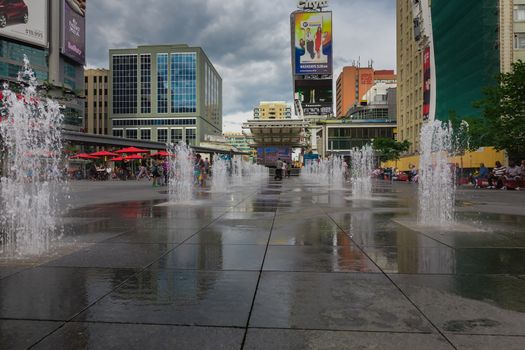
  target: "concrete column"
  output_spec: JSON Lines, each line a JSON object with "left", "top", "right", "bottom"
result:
{"left": 48, "top": 0, "right": 62, "bottom": 87}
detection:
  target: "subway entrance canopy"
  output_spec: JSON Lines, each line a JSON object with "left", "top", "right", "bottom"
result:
{"left": 242, "top": 119, "right": 309, "bottom": 148}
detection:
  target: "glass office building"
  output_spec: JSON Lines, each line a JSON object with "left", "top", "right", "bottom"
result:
{"left": 109, "top": 45, "right": 222, "bottom": 146}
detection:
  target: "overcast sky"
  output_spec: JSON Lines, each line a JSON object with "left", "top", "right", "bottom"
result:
{"left": 86, "top": 0, "right": 396, "bottom": 132}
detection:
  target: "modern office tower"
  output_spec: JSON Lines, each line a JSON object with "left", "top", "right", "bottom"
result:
{"left": 109, "top": 44, "right": 222, "bottom": 146}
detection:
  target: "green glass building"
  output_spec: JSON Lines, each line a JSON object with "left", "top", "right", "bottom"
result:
{"left": 431, "top": 0, "right": 500, "bottom": 120}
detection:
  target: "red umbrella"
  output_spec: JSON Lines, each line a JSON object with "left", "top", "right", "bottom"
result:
{"left": 115, "top": 147, "right": 149, "bottom": 154}
{"left": 70, "top": 153, "right": 99, "bottom": 160}
{"left": 109, "top": 157, "right": 124, "bottom": 161}
{"left": 150, "top": 151, "right": 172, "bottom": 158}
{"left": 90, "top": 150, "right": 119, "bottom": 157}
{"left": 124, "top": 154, "right": 144, "bottom": 160}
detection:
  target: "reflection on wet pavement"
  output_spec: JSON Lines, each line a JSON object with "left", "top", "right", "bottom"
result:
{"left": 1, "top": 177, "right": 525, "bottom": 349}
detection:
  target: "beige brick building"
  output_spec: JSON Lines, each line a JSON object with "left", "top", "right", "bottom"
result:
{"left": 84, "top": 69, "right": 109, "bottom": 135}
{"left": 396, "top": 0, "right": 424, "bottom": 154}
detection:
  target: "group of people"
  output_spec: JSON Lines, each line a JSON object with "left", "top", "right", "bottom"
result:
{"left": 473, "top": 160, "right": 524, "bottom": 190}
{"left": 274, "top": 158, "right": 292, "bottom": 180}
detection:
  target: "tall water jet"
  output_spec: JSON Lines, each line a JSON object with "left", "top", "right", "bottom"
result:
{"left": 418, "top": 120, "right": 455, "bottom": 225}
{"left": 329, "top": 155, "right": 345, "bottom": 188}
{"left": 167, "top": 142, "right": 193, "bottom": 202}
{"left": 350, "top": 145, "right": 373, "bottom": 198}
{"left": 0, "top": 56, "right": 65, "bottom": 256}
{"left": 211, "top": 154, "right": 228, "bottom": 192}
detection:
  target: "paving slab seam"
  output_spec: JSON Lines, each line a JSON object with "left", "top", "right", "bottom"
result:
{"left": 443, "top": 332, "right": 525, "bottom": 337}
{"left": 53, "top": 319, "right": 248, "bottom": 330}
{"left": 319, "top": 204, "right": 459, "bottom": 350}
{"left": 27, "top": 190, "right": 262, "bottom": 349}
{"left": 246, "top": 326, "right": 435, "bottom": 334}
{"left": 240, "top": 190, "right": 279, "bottom": 350}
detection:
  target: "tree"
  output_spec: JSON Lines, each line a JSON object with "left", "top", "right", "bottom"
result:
{"left": 372, "top": 138, "right": 411, "bottom": 163}
{"left": 469, "top": 60, "right": 525, "bottom": 158}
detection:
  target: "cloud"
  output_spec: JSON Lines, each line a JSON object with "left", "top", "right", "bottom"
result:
{"left": 86, "top": 0, "right": 395, "bottom": 133}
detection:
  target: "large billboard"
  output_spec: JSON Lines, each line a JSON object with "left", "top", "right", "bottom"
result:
{"left": 62, "top": 0, "right": 86, "bottom": 64}
{"left": 257, "top": 147, "right": 292, "bottom": 166}
{"left": 0, "top": 0, "right": 48, "bottom": 47}
{"left": 293, "top": 11, "right": 332, "bottom": 75}
{"left": 295, "top": 79, "right": 333, "bottom": 115}
{"left": 423, "top": 46, "right": 431, "bottom": 120}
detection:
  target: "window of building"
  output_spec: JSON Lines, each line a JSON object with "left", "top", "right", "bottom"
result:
{"left": 157, "top": 53, "right": 168, "bottom": 113}
{"left": 140, "top": 54, "right": 151, "bottom": 113}
{"left": 170, "top": 128, "right": 183, "bottom": 143}
{"left": 112, "top": 54, "right": 138, "bottom": 114}
{"left": 112, "top": 118, "right": 196, "bottom": 127}
{"left": 113, "top": 129, "right": 124, "bottom": 138}
{"left": 515, "top": 33, "right": 525, "bottom": 49}
{"left": 126, "top": 129, "right": 138, "bottom": 139}
{"left": 140, "top": 129, "right": 151, "bottom": 140}
{"left": 185, "top": 128, "right": 196, "bottom": 145}
{"left": 157, "top": 128, "right": 168, "bottom": 143}
{"left": 515, "top": 5, "right": 525, "bottom": 21}
{"left": 170, "top": 52, "right": 197, "bottom": 113}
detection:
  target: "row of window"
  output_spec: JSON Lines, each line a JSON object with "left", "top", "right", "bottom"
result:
{"left": 85, "top": 75, "right": 108, "bottom": 84}
{"left": 112, "top": 55, "right": 138, "bottom": 114}
{"left": 112, "top": 128, "right": 196, "bottom": 144}
{"left": 112, "top": 52, "right": 199, "bottom": 115}
{"left": 141, "top": 54, "right": 151, "bottom": 113}
{"left": 328, "top": 127, "right": 394, "bottom": 139}
{"left": 112, "top": 118, "right": 196, "bottom": 126}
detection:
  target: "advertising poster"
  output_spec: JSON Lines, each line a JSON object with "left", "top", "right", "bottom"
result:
{"left": 295, "top": 79, "right": 333, "bottom": 115}
{"left": 0, "top": 0, "right": 48, "bottom": 47}
{"left": 293, "top": 11, "right": 332, "bottom": 75}
{"left": 62, "top": 0, "right": 86, "bottom": 64}
{"left": 257, "top": 147, "right": 292, "bottom": 166}
{"left": 423, "top": 46, "right": 431, "bottom": 120}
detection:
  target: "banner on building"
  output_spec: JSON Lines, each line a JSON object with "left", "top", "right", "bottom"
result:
{"left": 423, "top": 46, "right": 431, "bottom": 120}
{"left": 62, "top": 0, "right": 86, "bottom": 64}
{"left": 292, "top": 11, "right": 332, "bottom": 75}
{"left": 0, "top": 0, "right": 48, "bottom": 47}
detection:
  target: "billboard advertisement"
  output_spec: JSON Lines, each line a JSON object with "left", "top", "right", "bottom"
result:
{"left": 423, "top": 46, "right": 431, "bottom": 120}
{"left": 0, "top": 0, "right": 48, "bottom": 47}
{"left": 257, "top": 147, "right": 292, "bottom": 166}
{"left": 293, "top": 11, "right": 332, "bottom": 75}
{"left": 62, "top": 0, "right": 86, "bottom": 64}
{"left": 295, "top": 79, "right": 333, "bottom": 115}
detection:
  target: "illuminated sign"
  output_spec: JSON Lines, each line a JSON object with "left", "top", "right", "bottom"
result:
{"left": 297, "top": 0, "right": 329, "bottom": 11}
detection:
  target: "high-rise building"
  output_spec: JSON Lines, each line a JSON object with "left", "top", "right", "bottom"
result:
{"left": 84, "top": 68, "right": 109, "bottom": 135}
{"left": 397, "top": 0, "right": 503, "bottom": 155}
{"left": 0, "top": 0, "right": 86, "bottom": 131}
{"left": 336, "top": 66, "right": 396, "bottom": 117}
{"left": 109, "top": 44, "right": 222, "bottom": 146}
{"left": 253, "top": 101, "right": 292, "bottom": 120}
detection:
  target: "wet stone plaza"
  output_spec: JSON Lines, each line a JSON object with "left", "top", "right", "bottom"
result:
{"left": 1, "top": 178, "right": 525, "bottom": 349}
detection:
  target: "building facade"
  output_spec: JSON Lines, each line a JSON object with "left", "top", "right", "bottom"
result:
{"left": 253, "top": 101, "right": 292, "bottom": 120}
{"left": 515, "top": 0, "right": 525, "bottom": 62}
{"left": 109, "top": 44, "right": 222, "bottom": 146}
{"left": 336, "top": 66, "right": 396, "bottom": 117}
{"left": 0, "top": 0, "right": 86, "bottom": 131}
{"left": 396, "top": 0, "right": 424, "bottom": 154}
{"left": 84, "top": 68, "right": 109, "bottom": 135}
{"left": 223, "top": 132, "right": 257, "bottom": 160}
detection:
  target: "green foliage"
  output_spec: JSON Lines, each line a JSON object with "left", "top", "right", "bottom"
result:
{"left": 372, "top": 138, "right": 411, "bottom": 163}
{"left": 470, "top": 60, "right": 525, "bottom": 157}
